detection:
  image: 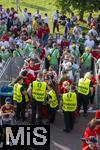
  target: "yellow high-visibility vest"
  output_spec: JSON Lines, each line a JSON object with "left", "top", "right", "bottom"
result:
{"left": 24, "top": 91, "right": 29, "bottom": 103}
{"left": 13, "top": 83, "right": 29, "bottom": 103}
{"left": 17, "top": 84, "right": 23, "bottom": 103}
{"left": 48, "top": 89, "right": 58, "bottom": 108}
{"left": 13, "top": 83, "right": 22, "bottom": 103}
{"left": 78, "top": 78, "right": 90, "bottom": 95}
{"left": 13, "top": 83, "right": 18, "bottom": 101}
{"left": 32, "top": 81, "right": 47, "bottom": 102}
{"left": 62, "top": 92, "right": 77, "bottom": 112}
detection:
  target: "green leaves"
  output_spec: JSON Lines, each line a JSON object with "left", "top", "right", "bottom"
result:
{"left": 56, "top": 0, "right": 100, "bottom": 19}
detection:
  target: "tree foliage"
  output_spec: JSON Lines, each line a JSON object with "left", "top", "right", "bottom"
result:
{"left": 56, "top": 0, "right": 100, "bottom": 19}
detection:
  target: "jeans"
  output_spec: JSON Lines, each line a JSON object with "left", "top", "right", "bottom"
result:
{"left": 43, "top": 34, "right": 49, "bottom": 47}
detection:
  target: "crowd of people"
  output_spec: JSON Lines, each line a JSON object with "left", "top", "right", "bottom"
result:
{"left": 0, "top": 4, "right": 100, "bottom": 149}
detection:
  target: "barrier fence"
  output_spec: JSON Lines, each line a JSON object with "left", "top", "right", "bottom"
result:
{"left": 94, "top": 60, "right": 100, "bottom": 109}
{"left": 0, "top": 57, "right": 24, "bottom": 86}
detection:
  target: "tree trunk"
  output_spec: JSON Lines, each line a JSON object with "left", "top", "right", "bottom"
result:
{"left": 79, "top": 10, "right": 84, "bottom": 21}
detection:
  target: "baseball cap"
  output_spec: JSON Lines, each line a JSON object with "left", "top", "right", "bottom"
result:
{"left": 95, "top": 110, "right": 100, "bottom": 119}
{"left": 5, "top": 97, "right": 12, "bottom": 104}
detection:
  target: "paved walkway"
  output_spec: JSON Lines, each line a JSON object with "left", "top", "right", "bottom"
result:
{"left": 50, "top": 112, "right": 95, "bottom": 150}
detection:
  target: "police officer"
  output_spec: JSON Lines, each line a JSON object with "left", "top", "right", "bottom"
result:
{"left": 62, "top": 86, "right": 77, "bottom": 133}
{"left": 77, "top": 72, "right": 93, "bottom": 117}
{"left": 28, "top": 72, "right": 47, "bottom": 125}
{"left": 47, "top": 83, "right": 58, "bottom": 123}
{"left": 13, "top": 77, "right": 29, "bottom": 121}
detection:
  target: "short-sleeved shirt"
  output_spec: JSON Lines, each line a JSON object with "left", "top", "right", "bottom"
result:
{"left": 23, "top": 43, "right": 33, "bottom": 57}
{"left": 81, "top": 53, "right": 92, "bottom": 67}
{"left": 1, "top": 105, "right": 14, "bottom": 118}
{"left": 49, "top": 48, "right": 60, "bottom": 65}
{"left": 0, "top": 50, "right": 10, "bottom": 62}
{"left": 13, "top": 49, "right": 24, "bottom": 57}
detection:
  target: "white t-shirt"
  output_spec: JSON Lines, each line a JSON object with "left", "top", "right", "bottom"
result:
{"left": 22, "top": 10, "right": 28, "bottom": 22}
{"left": 84, "top": 39, "right": 95, "bottom": 49}
{"left": 43, "top": 16, "right": 48, "bottom": 24}
{"left": 53, "top": 12, "right": 59, "bottom": 22}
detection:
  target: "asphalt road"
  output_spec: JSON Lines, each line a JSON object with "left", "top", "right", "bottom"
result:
{"left": 50, "top": 111, "right": 95, "bottom": 150}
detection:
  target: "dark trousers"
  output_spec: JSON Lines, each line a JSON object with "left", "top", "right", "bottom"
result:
{"left": 45, "top": 57, "right": 50, "bottom": 71}
{"left": 63, "top": 111, "right": 74, "bottom": 132}
{"left": 16, "top": 101, "right": 26, "bottom": 121}
{"left": 31, "top": 99, "right": 43, "bottom": 124}
{"left": 53, "top": 20, "right": 59, "bottom": 33}
{"left": 48, "top": 106, "right": 58, "bottom": 123}
{"left": 77, "top": 93, "right": 89, "bottom": 114}
{"left": 90, "top": 91, "right": 95, "bottom": 105}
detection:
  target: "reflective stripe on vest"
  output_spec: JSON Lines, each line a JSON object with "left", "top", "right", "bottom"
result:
{"left": 78, "top": 78, "right": 90, "bottom": 95}
{"left": 13, "top": 84, "right": 22, "bottom": 103}
{"left": 32, "top": 81, "right": 47, "bottom": 102}
{"left": 48, "top": 89, "right": 58, "bottom": 108}
{"left": 13, "top": 83, "right": 18, "bottom": 101}
{"left": 24, "top": 91, "right": 29, "bottom": 102}
{"left": 17, "top": 85, "right": 23, "bottom": 103}
{"left": 62, "top": 92, "right": 77, "bottom": 112}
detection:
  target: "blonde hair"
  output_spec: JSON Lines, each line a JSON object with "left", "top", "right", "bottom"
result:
{"left": 84, "top": 72, "right": 91, "bottom": 79}
{"left": 85, "top": 47, "right": 90, "bottom": 52}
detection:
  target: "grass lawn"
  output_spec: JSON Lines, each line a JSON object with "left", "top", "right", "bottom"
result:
{"left": 0, "top": 0, "right": 99, "bottom": 34}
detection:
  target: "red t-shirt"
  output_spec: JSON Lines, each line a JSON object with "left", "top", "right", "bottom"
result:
{"left": 2, "top": 35, "right": 9, "bottom": 41}
{"left": 91, "top": 49, "right": 100, "bottom": 60}
{"left": 82, "top": 127, "right": 98, "bottom": 150}
{"left": 24, "top": 73, "right": 36, "bottom": 86}
{"left": 61, "top": 40, "right": 70, "bottom": 49}
{"left": 1, "top": 105, "right": 14, "bottom": 118}
{"left": 91, "top": 76, "right": 97, "bottom": 92}
{"left": 38, "top": 45, "right": 45, "bottom": 60}
{"left": 37, "top": 27, "right": 43, "bottom": 39}
{"left": 43, "top": 27, "right": 50, "bottom": 35}
{"left": 24, "top": 64, "right": 40, "bottom": 72}
{"left": 95, "top": 127, "right": 100, "bottom": 135}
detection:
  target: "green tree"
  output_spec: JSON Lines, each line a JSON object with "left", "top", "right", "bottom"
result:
{"left": 56, "top": 0, "right": 100, "bottom": 20}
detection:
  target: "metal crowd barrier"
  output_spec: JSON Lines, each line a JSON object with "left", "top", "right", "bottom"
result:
{"left": 94, "top": 59, "right": 100, "bottom": 109}
{"left": 0, "top": 56, "right": 45, "bottom": 86}
{"left": 0, "top": 57, "right": 24, "bottom": 85}
{"left": 0, "top": 57, "right": 11, "bottom": 77}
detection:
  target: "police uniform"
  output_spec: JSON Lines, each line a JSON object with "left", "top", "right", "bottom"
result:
{"left": 13, "top": 83, "right": 29, "bottom": 121}
{"left": 48, "top": 89, "right": 58, "bottom": 123}
{"left": 31, "top": 80, "right": 47, "bottom": 124}
{"left": 62, "top": 91, "right": 77, "bottom": 132}
{"left": 77, "top": 78, "right": 92, "bottom": 116}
